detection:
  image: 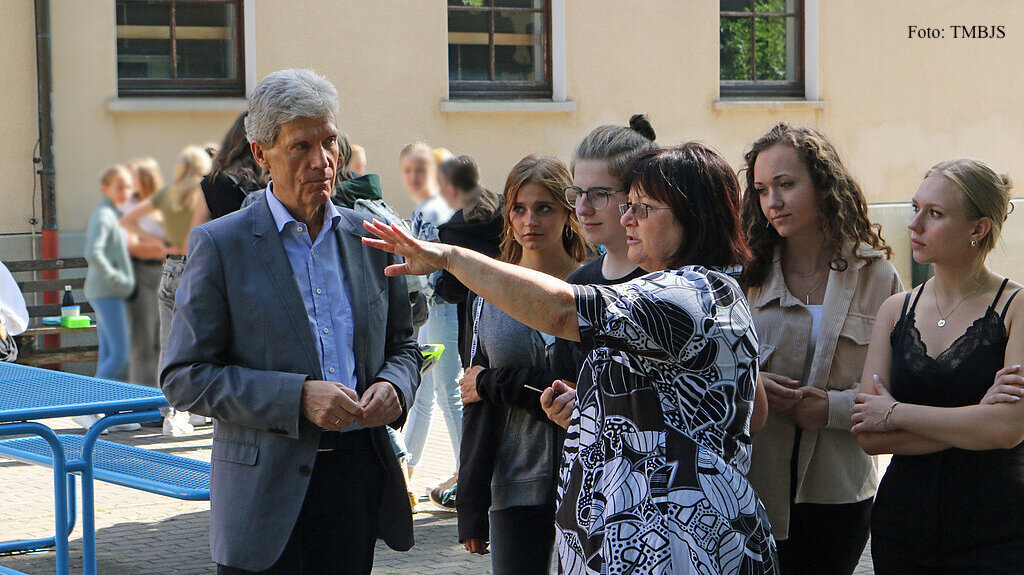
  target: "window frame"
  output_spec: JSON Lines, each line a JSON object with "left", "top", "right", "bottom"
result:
{"left": 447, "top": 1, "right": 553, "bottom": 100}
{"left": 720, "top": 0, "right": 805, "bottom": 99}
{"left": 116, "top": 0, "right": 246, "bottom": 98}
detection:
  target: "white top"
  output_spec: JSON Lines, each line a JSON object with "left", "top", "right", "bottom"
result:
{"left": 807, "top": 304, "right": 824, "bottom": 342}
{"left": 0, "top": 262, "right": 29, "bottom": 336}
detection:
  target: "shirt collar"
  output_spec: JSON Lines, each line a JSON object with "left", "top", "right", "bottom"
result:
{"left": 265, "top": 181, "right": 342, "bottom": 235}
{"left": 751, "top": 241, "right": 883, "bottom": 309}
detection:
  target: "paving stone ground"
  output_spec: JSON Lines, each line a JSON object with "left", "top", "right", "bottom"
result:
{"left": 0, "top": 409, "right": 876, "bottom": 574}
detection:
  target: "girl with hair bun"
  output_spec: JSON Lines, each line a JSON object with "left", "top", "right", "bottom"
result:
{"left": 853, "top": 158, "right": 1023, "bottom": 574}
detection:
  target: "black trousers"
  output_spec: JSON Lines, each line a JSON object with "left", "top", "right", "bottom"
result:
{"left": 217, "top": 431, "right": 386, "bottom": 575}
{"left": 776, "top": 498, "right": 872, "bottom": 575}
{"left": 489, "top": 504, "right": 556, "bottom": 575}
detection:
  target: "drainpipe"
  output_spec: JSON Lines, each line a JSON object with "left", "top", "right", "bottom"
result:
{"left": 35, "top": 0, "right": 60, "bottom": 354}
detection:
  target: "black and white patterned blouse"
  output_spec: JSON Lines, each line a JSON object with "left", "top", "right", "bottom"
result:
{"left": 557, "top": 265, "right": 778, "bottom": 575}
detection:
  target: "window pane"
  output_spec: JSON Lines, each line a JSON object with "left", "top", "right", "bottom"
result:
{"left": 495, "top": 0, "right": 545, "bottom": 8}
{"left": 175, "top": 2, "right": 238, "bottom": 79}
{"left": 754, "top": 0, "right": 786, "bottom": 13}
{"left": 720, "top": 16, "right": 752, "bottom": 81}
{"left": 494, "top": 11, "right": 544, "bottom": 82}
{"left": 116, "top": 1, "right": 173, "bottom": 79}
{"left": 448, "top": 7, "right": 490, "bottom": 81}
{"left": 721, "top": 0, "right": 751, "bottom": 12}
{"left": 448, "top": 0, "right": 486, "bottom": 6}
{"left": 754, "top": 16, "right": 796, "bottom": 81}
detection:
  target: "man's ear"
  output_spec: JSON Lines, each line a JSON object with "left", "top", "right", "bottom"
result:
{"left": 251, "top": 141, "right": 271, "bottom": 171}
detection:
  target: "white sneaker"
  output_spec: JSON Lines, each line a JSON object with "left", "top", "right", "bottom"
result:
{"left": 108, "top": 422, "right": 141, "bottom": 432}
{"left": 162, "top": 409, "right": 195, "bottom": 437}
{"left": 71, "top": 414, "right": 108, "bottom": 435}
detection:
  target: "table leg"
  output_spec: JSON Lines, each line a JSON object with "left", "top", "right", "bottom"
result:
{"left": 0, "top": 422, "right": 71, "bottom": 575}
{"left": 78, "top": 410, "right": 163, "bottom": 575}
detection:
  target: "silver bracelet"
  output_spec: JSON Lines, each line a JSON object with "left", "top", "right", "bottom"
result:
{"left": 883, "top": 401, "right": 901, "bottom": 432}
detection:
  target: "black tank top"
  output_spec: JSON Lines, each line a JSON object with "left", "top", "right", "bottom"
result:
{"left": 873, "top": 278, "right": 1023, "bottom": 555}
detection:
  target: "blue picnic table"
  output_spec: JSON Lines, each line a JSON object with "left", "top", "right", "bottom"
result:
{"left": 0, "top": 362, "right": 208, "bottom": 575}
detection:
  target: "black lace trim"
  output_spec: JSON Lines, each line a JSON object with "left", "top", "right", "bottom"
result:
{"left": 892, "top": 307, "right": 1008, "bottom": 373}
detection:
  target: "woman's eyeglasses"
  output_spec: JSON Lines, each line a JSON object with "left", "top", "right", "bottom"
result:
{"left": 563, "top": 186, "right": 620, "bottom": 210}
{"left": 618, "top": 201, "right": 672, "bottom": 220}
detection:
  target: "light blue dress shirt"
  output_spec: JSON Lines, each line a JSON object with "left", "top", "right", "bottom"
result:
{"left": 265, "top": 185, "right": 358, "bottom": 394}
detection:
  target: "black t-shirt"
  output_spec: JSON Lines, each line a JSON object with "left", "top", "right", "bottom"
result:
{"left": 567, "top": 253, "right": 647, "bottom": 286}
{"left": 201, "top": 173, "right": 263, "bottom": 220}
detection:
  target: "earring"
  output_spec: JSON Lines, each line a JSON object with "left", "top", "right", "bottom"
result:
{"left": 971, "top": 239, "right": 977, "bottom": 247}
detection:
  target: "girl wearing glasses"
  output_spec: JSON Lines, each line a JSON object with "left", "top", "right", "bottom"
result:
{"left": 740, "top": 123, "right": 901, "bottom": 575}
{"left": 363, "top": 143, "right": 778, "bottom": 574}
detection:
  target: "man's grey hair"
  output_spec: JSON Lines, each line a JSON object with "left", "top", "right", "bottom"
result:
{"left": 245, "top": 69, "right": 339, "bottom": 146}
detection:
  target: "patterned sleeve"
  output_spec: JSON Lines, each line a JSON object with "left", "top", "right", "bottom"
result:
{"left": 572, "top": 271, "right": 708, "bottom": 361}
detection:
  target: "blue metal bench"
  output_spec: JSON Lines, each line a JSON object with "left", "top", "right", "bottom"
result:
{"left": 0, "top": 363, "right": 206, "bottom": 575}
{"left": 0, "top": 434, "right": 209, "bottom": 501}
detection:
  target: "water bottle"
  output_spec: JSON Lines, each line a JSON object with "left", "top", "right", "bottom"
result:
{"left": 62, "top": 285, "right": 75, "bottom": 307}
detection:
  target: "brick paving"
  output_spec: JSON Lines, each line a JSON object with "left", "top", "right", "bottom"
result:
{"left": 0, "top": 410, "right": 875, "bottom": 574}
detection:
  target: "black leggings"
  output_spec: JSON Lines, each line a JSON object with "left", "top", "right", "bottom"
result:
{"left": 489, "top": 504, "right": 556, "bottom": 575}
{"left": 776, "top": 499, "right": 872, "bottom": 575}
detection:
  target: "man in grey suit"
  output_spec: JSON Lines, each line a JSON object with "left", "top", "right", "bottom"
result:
{"left": 161, "top": 69, "right": 420, "bottom": 574}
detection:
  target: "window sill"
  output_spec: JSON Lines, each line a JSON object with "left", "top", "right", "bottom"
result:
{"left": 440, "top": 99, "right": 576, "bottom": 114}
{"left": 713, "top": 98, "right": 826, "bottom": 111}
{"left": 107, "top": 97, "right": 249, "bottom": 113}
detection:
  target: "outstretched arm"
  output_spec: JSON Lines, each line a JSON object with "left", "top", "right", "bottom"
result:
{"left": 363, "top": 220, "right": 580, "bottom": 341}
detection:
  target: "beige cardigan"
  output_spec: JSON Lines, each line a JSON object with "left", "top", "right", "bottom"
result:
{"left": 745, "top": 243, "right": 902, "bottom": 539}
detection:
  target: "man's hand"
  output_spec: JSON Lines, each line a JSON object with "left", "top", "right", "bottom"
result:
{"left": 301, "top": 380, "right": 362, "bottom": 431}
{"left": 762, "top": 371, "right": 803, "bottom": 417}
{"left": 541, "top": 380, "right": 576, "bottom": 430}
{"left": 357, "top": 380, "right": 403, "bottom": 428}
{"left": 792, "top": 386, "right": 829, "bottom": 431}
{"left": 464, "top": 538, "right": 489, "bottom": 555}
{"left": 460, "top": 366, "right": 485, "bottom": 404}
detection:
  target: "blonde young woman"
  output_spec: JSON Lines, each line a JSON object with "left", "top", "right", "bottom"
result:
{"left": 740, "top": 124, "right": 902, "bottom": 575}
{"left": 397, "top": 142, "right": 462, "bottom": 490}
{"left": 74, "top": 166, "right": 139, "bottom": 431}
{"left": 852, "top": 159, "right": 1022, "bottom": 574}
{"left": 121, "top": 145, "right": 212, "bottom": 435}
{"left": 124, "top": 158, "right": 168, "bottom": 392}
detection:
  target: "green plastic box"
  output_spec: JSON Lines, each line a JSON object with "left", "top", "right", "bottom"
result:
{"left": 60, "top": 316, "right": 91, "bottom": 328}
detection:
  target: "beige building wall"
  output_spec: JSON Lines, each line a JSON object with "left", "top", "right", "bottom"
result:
{"left": 0, "top": 1, "right": 41, "bottom": 237}
{"left": 0, "top": 0, "right": 1021, "bottom": 281}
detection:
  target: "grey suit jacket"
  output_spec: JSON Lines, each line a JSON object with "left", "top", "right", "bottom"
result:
{"left": 160, "top": 193, "right": 420, "bottom": 571}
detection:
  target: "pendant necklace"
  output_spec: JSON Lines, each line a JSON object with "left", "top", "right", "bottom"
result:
{"left": 933, "top": 282, "right": 982, "bottom": 327}
{"left": 784, "top": 259, "right": 827, "bottom": 305}
{"left": 802, "top": 271, "right": 827, "bottom": 305}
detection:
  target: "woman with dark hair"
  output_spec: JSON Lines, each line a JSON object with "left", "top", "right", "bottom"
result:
{"left": 741, "top": 123, "right": 902, "bottom": 575}
{"left": 363, "top": 143, "right": 778, "bottom": 574}
{"left": 195, "top": 112, "right": 269, "bottom": 222}
{"left": 434, "top": 155, "right": 504, "bottom": 369}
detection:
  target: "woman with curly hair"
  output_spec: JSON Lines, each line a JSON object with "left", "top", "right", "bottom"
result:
{"left": 741, "top": 123, "right": 902, "bottom": 575}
